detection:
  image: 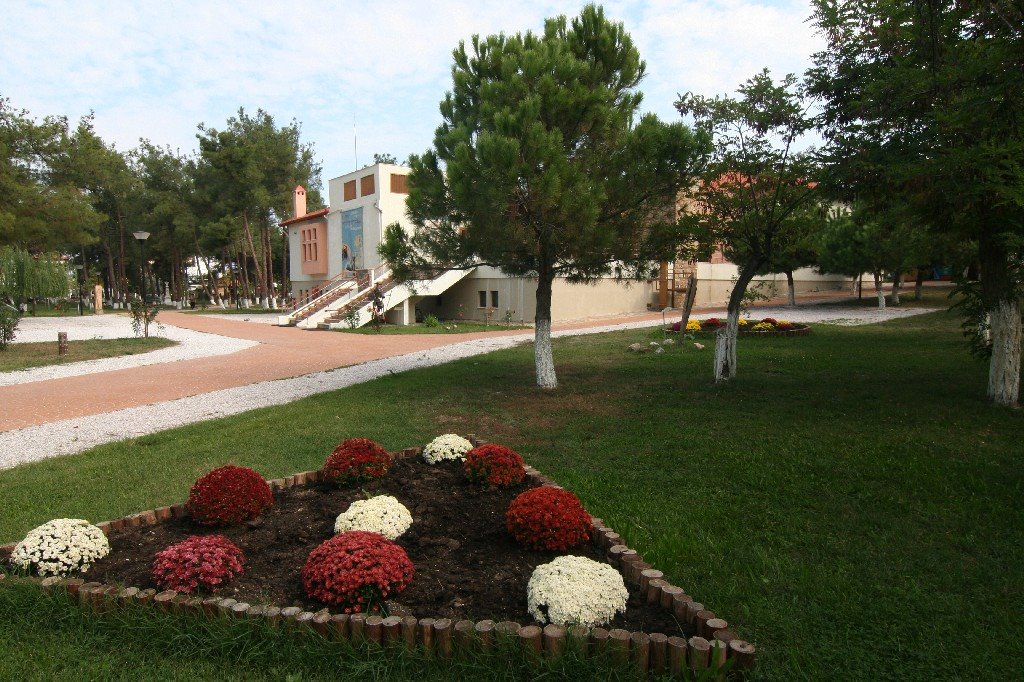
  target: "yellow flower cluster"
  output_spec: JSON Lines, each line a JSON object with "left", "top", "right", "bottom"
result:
{"left": 738, "top": 318, "right": 750, "bottom": 326}
{"left": 750, "top": 321, "right": 775, "bottom": 332}
{"left": 685, "top": 319, "right": 702, "bottom": 332}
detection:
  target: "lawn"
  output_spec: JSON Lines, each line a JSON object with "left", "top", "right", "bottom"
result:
{"left": 0, "top": 337, "right": 176, "bottom": 372}
{"left": 337, "top": 321, "right": 530, "bottom": 334}
{"left": 0, "top": 306, "right": 1020, "bottom": 680}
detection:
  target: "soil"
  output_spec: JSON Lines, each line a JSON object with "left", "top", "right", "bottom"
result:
{"left": 34, "top": 457, "right": 688, "bottom": 636}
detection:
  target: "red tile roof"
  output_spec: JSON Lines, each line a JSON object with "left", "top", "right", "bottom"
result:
{"left": 280, "top": 207, "right": 329, "bottom": 226}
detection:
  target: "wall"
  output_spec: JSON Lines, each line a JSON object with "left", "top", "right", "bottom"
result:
{"left": 691, "top": 264, "right": 850, "bottom": 307}
{"left": 423, "top": 267, "right": 657, "bottom": 323}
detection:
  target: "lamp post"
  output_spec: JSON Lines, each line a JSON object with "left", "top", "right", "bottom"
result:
{"left": 74, "top": 264, "right": 84, "bottom": 316}
{"left": 133, "top": 231, "right": 151, "bottom": 337}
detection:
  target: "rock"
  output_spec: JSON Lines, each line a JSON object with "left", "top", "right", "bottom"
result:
{"left": 694, "top": 342, "right": 705, "bottom": 350}
{"left": 627, "top": 343, "right": 647, "bottom": 353}
{"left": 655, "top": 347, "right": 665, "bottom": 354}
{"left": 662, "top": 338, "right": 676, "bottom": 345}
{"left": 649, "top": 341, "right": 660, "bottom": 347}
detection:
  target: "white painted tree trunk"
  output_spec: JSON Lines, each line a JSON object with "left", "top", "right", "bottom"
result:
{"left": 987, "top": 299, "right": 1021, "bottom": 407}
{"left": 890, "top": 272, "right": 901, "bottom": 306}
{"left": 534, "top": 318, "right": 557, "bottom": 389}
{"left": 786, "top": 270, "right": 796, "bottom": 307}
{"left": 874, "top": 271, "right": 886, "bottom": 310}
{"left": 713, "top": 306, "right": 740, "bottom": 383}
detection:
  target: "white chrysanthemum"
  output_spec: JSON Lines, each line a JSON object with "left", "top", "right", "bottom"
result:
{"left": 334, "top": 495, "right": 413, "bottom": 540}
{"left": 10, "top": 518, "right": 110, "bottom": 577}
{"left": 527, "top": 555, "right": 629, "bottom": 628}
{"left": 422, "top": 434, "right": 473, "bottom": 465}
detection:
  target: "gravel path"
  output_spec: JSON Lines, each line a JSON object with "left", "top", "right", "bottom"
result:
{"left": 0, "top": 303, "right": 937, "bottom": 470}
{"left": 2, "top": 316, "right": 257, "bottom": 387}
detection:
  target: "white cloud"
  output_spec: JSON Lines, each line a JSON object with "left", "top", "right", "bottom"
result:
{"left": 1, "top": 1, "right": 823, "bottom": 182}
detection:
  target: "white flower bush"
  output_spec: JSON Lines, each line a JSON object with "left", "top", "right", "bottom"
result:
{"left": 422, "top": 433, "right": 473, "bottom": 464}
{"left": 527, "top": 555, "right": 629, "bottom": 628}
{"left": 334, "top": 495, "right": 413, "bottom": 540}
{"left": 10, "top": 518, "right": 110, "bottom": 577}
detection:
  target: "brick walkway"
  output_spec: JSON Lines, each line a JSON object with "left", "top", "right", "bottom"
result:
{"left": 0, "top": 290, "right": 855, "bottom": 433}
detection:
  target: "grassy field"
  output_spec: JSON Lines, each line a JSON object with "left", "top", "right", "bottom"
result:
{"left": 0, "top": 337, "right": 176, "bottom": 372}
{"left": 0, "top": 303, "right": 1020, "bottom": 680}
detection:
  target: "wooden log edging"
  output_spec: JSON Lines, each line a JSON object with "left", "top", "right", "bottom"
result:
{"left": 0, "top": 436, "right": 756, "bottom": 678}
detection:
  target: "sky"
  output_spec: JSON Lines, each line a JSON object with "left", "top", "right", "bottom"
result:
{"left": 1, "top": 0, "right": 824, "bottom": 185}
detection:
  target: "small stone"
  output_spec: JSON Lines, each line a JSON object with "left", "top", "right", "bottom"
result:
{"left": 694, "top": 342, "right": 705, "bottom": 350}
{"left": 655, "top": 347, "right": 665, "bottom": 354}
{"left": 662, "top": 338, "right": 675, "bottom": 345}
{"left": 627, "top": 343, "right": 647, "bottom": 353}
{"left": 649, "top": 341, "right": 660, "bottom": 347}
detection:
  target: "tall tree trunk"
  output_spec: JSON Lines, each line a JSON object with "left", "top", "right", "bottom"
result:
{"left": 979, "top": 227, "right": 1021, "bottom": 407}
{"left": 714, "top": 261, "right": 759, "bottom": 382}
{"left": 785, "top": 270, "right": 796, "bottom": 306}
{"left": 915, "top": 267, "right": 925, "bottom": 301}
{"left": 263, "top": 223, "right": 275, "bottom": 307}
{"left": 534, "top": 258, "right": 557, "bottom": 390}
{"left": 890, "top": 271, "right": 901, "bottom": 306}
{"left": 679, "top": 271, "right": 698, "bottom": 340}
{"left": 241, "top": 212, "right": 266, "bottom": 305}
{"left": 281, "top": 228, "right": 289, "bottom": 305}
{"left": 873, "top": 271, "right": 886, "bottom": 309}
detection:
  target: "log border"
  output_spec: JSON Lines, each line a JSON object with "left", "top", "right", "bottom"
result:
{"left": 0, "top": 435, "right": 756, "bottom": 677}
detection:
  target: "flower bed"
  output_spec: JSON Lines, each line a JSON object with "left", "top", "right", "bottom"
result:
{"left": 670, "top": 316, "right": 811, "bottom": 337}
{"left": 0, "top": 437, "right": 756, "bottom": 676}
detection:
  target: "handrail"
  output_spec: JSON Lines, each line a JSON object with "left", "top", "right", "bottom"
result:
{"left": 288, "top": 272, "right": 356, "bottom": 318}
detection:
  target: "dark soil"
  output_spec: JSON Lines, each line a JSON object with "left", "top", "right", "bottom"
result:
{"left": 61, "top": 458, "right": 688, "bottom": 636}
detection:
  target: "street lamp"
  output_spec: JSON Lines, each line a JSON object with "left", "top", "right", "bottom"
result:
{"left": 133, "top": 231, "right": 151, "bottom": 337}
{"left": 74, "top": 264, "right": 84, "bottom": 316}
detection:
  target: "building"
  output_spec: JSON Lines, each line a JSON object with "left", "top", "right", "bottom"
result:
{"left": 279, "top": 163, "right": 849, "bottom": 329}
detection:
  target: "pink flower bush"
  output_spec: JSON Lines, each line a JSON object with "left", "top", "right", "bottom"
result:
{"left": 151, "top": 535, "right": 245, "bottom": 593}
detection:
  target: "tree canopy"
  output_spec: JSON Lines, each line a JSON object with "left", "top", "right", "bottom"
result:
{"left": 380, "top": 4, "right": 707, "bottom": 388}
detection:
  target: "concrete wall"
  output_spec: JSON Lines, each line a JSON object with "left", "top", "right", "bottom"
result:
{"left": 690, "top": 264, "right": 850, "bottom": 307}
{"left": 420, "top": 267, "right": 657, "bottom": 323}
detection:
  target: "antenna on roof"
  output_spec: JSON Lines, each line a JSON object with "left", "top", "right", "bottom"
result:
{"left": 353, "top": 115, "right": 358, "bottom": 170}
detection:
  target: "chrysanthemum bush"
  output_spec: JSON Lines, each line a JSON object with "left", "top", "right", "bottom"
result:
{"left": 322, "top": 438, "right": 392, "bottom": 484}
{"left": 334, "top": 495, "right": 413, "bottom": 540}
{"left": 151, "top": 535, "right": 245, "bottom": 593}
{"left": 464, "top": 444, "right": 526, "bottom": 487}
{"left": 302, "top": 531, "right": 414, "bottom": 612}
{"left": 10, "top": 519, "right": 109, "bottom": 577}
{"left": 186, "top": 465, "right": 273, "bottom": 526}
{"left": 506, "top": 487, "right": 591, "bottom": 551}
{"left": 527, "top": 555, "right": 629, "bottom": 627}
{"left": 422, "top": 433, "right": 472, "bottom": 464}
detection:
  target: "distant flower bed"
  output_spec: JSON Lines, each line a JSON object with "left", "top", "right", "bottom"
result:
{"left": 670, "top": 317, "right": 810, "bottom": 336}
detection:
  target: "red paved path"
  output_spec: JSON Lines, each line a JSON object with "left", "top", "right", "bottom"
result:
{"left": 0, "top": 291, "right": 853, "bottom": 432}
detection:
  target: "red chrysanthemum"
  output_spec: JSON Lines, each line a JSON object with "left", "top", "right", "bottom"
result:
{"left": 152, "top": 535, "right": 244, "bottom": 593}
{"left": 301, "top": 531, "right": 414, "bottom": 612}
{"left": 186, "top": 465, "right": 273, "bottom": 526}
{"left": 322, "top": 438, "right": 392, "bottom": 485}
{"left": 464, "top": 444, "right": 526, "bottom": 487}
{"left": 505, "top": 487, "right": 592, "bottom": 551}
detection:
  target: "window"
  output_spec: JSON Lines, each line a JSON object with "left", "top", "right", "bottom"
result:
{"left": 344, "top": 180, "right": 356, "bottom": 201}
{"left": 360, "top": 174, "right": 375, "bottom": 196}
{"left": 478, "top": 290, "right": 487, "bottom": 308}
{"left": 301, "top": 227, "right": 318, "bottom": 262}
{"left": 390, "top": 173, "right": 408, "bottom": 194}
{"left": 490, "top": 291, "right": 499, "bottom": 308}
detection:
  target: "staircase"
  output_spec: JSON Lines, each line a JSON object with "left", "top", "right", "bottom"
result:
{"left": 319, "top": 267, "right": 477, "bottom": 330}
{"left": 277, "top": 264, "right": 389, "bottom": 329}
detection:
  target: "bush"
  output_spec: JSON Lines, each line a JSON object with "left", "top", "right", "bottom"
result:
{"left": 302, "top": 531, "right": 414, "bottom": 612}
{"left": 152, "top": 535, "right": 244, "bottom": 593}
{"left": 186, "top": 465, "right": 273, "bottom": 526}
{"left": 761, "top": 317, "right": 779, "bottom": 326}
{"left": 750, "top": 321, "right": 775, "bottom": 331}
{"left": 334, "top": 495, "right": 413, "bottom": 540}
{"left": 506, "top": 487, "right": 592, "bottom": 551}
{"left": 9, "top": 519, "right": 110, "bottom": 577}
{"left": 322, "top": 438, "right": 392, "bottom": 484}
{"left": 527, "top": 555, "right": 629, "bottom": 627}
{"left": 423, "top": 314, "right": 440, "bottom": 328}
{"left": 422, "top": 433, "right": 473, "bottom": 464}
{"left": 0, "top": 306, "right": 19, "bottom": 349}
{"left": 464, "top": 444, "right": 526, "bottom": 487}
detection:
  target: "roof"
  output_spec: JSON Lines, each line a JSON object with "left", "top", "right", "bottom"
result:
{"left": 280, "top": 207, "right": 329, "bottom": 227}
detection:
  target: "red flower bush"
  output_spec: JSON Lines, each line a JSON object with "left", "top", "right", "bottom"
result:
{"left": 703, "top": 317, "right": 723, "bottom": 328}
{"left": 152, "top": 535, "right": 244, "bottom": 593}
{"left": 322, "top": 438, "right": 392, "bottom": 485}
{"left": 506, "top": 487, "right": 592, "bottom": 551}
{"left": 302, "top": 531, "right": 414, "bottom": 612}
{"left": 186, "top": 465, "right": 273, "bottom": 526}
{"left": 465, "top": 444, "right": 526, "bottom": 487}
{"left": 761, "top": 317, "right": 779, "bottom": 326}
{"left": 776, "top": 321, "right": 796, "bottom": 331}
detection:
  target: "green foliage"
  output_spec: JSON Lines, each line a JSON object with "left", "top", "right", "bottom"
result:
{"left": 0, "top": 246, "right": 72, "bottom": 305}
{"left": 128, "top": 299, "right": 159, "bottom": 338}
{"left": 0, "top": 304, "right": 18, "bottom": 349}
{"left": 423, "top": 314, "right": 440, "bottom": 328}
{"left": 371, "top": 153, "right": 398, "bottom": 165}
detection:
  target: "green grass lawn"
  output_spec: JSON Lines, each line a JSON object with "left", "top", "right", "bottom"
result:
{"left": 337, "top": 321, "right": 531, "bottom": 334}
{"left": 0, "top": 307, "right": 1021, "bottom": 680}
{"left": 0, "top": 337, "right": 176, "bottom": 372}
